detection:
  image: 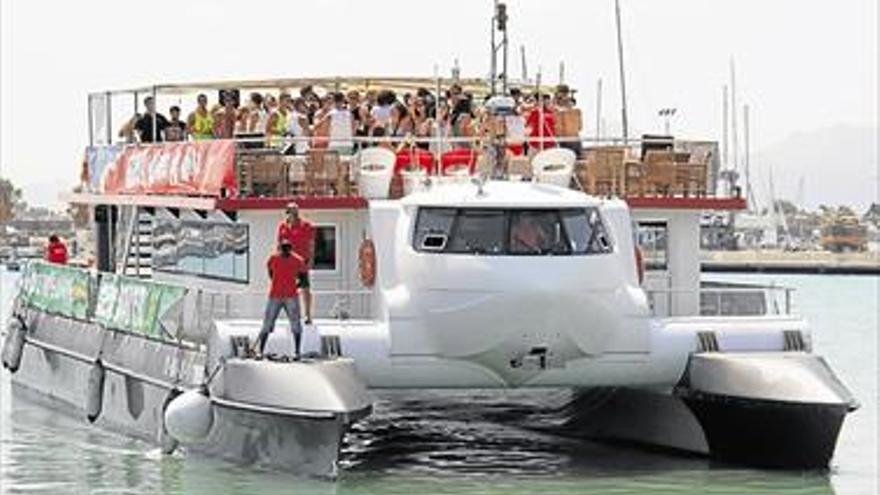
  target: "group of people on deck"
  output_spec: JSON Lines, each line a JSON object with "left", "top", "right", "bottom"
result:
{"left": 117, "top": 84, "right": 584, "bottom": 157}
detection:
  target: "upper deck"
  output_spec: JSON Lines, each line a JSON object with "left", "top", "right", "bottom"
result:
{"left": 73, "top": 76, "right": 745, "bottom": 213}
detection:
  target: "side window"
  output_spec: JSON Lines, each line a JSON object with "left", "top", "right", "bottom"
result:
{"left": 313, "top": 226, "right": 337, "bottom": 271}
{"left": 509, "top": 210, "right": 568, "bottom": 255}
{"left": 413, "top": 208, "right": 456, "bottom": 251}
{"left": 637, "top": 221, "right": 668, "bottom": 271}
{"left": 152, "top": 216, "right": 249, "bottom": 283}
{"left": 414, "top": 207, "right": 613, "bottom": 255}
{"left": 446, "top": 209, "right": 506, "bottom": 254}
{"left": 560, "top": 208, "right": 613, "bottom": 254}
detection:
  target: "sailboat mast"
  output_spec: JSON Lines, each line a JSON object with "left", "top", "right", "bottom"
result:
{"left": 722, "top": 85, "right": 729, "bottom": 172}
{"left": 596, "top": 77, "right": 603, "bottom": 142}
{"left": 614, "top": 0, "right": 630, "bottom": 144}
{"left": 730, "top": 58, "right": 739, "bottom": 172}
{"left": 744, "top": 104, "right": 753, "bottom": 207}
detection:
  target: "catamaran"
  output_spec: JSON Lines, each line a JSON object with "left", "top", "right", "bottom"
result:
{"left": 1, "top": 6, "right": 858, "bottom": 478}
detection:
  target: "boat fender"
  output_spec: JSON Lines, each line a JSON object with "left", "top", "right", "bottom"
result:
{"left": 158, "top": 389, "right": 183, "bottom": 454}
{"left": 86, "top": 359, "right": 106, "bottom": 423}
{"left": 358, "top": 239, "right": 376, "bottom": 288}
{"left": 164, "top": 388, "right": 214, "bottom": 443}
{"left": 1, "top": 315, "right": 27, "bottom": 373}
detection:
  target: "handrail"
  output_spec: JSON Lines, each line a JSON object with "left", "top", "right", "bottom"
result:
{"left": 94, "top": 134, "right": 671, "bottom": 148}
{"left": 645, "top": 285, "right": 796, "bottom": 317}
{"left": 16, "top": 261, "right": 374, "bottom": 345}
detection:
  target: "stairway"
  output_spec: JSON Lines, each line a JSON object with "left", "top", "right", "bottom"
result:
{"left": 118, "top": 206, "right": 153, "bottom": 279}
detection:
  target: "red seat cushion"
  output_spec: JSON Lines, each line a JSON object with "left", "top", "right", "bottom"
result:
{"left": 395, "top": 149, "right": 436, "bottom": 175}
{"left": 440, "top": 149, "right": 478, "bottom": 174}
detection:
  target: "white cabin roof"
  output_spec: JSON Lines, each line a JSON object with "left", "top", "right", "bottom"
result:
{"left": 400, "top": 180, "right": 603, "bottom": 209}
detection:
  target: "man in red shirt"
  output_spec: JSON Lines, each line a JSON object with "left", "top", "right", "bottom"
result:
{"left": 45, "top": 235, "right": 69, "bottom": 265}
{"left": 256, "top": 240, "right": 307, "bottom": 358}
{"left": 276, "top": 202, "right": 316, "bottom": 323}
{"left": 526, "top": 93, "right": 557, "bottom": 152}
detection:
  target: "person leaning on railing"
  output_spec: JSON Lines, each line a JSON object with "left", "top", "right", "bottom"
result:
{"left": 450, "top": 96, "right": 475, "bottom": 150}
{"left": 525, "top": 93, "right": 557, "bottom": 153}
{"left": 312, "top": 92, "right": 355, "bottom": 155}
{"left": 265, "top": 92, "right": 292, "bottom": 147}
{"left": 187, "top": 93, "right": 215, "bottom": 140}
{"left": 287, "top": 97, "right": 312, "bottom": 155}
{"left": 554, "top": 84, "right": 583, "bottom": 158}
{"left": 135, "top": 96, "right": 169, "bottom": 143}
{"left": 213, "top": 90, "right": 238, "bottom": 139}
{"left": 165, "top": 106, "right": 187, "bottom": 142}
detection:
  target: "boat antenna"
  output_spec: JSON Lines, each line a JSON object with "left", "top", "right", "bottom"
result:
{"left": 614, "top": 0, "right": 630, "bottom": 144}
{"left": 490, "top": 1, "right": 510, "bottom": 95}
{"left": 744, "top": 103, "right": 756, "bottom": 209}
{"left": 520, "top": 45, "right": 528, "bottom": 81}
{"left": 596, "top": 77, "right": 603, "bottom": 142}
{"left": 730, "top": 57, "right": 739, "bottom": 172}
{"left": 722, "top": 85, "right": 729, "bottom": 173}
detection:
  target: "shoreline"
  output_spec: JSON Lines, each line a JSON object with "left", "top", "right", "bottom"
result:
{"left": 701, "top": 250, "right": 880, "bottom": 275}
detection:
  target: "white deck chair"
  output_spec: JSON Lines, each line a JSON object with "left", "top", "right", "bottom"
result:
{"left": 355, "top": 148, "right": 396, "bottom": 199}
{"left": 532, "top": 148, "right": 576, "bottom": 188}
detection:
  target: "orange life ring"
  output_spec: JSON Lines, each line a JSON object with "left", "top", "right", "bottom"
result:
{"left": 634, "top": 245, "right": 645, "bottom": 285}
{"left": 358, "top": 239, "right": 377, "bottom": 287}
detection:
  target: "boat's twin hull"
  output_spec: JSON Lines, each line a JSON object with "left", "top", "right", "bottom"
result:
{"left": 5, "top": 310, "right": 352, "bottom": 477}
{"left": 4, "top": 309, "right": 857, "bottom": 472}
{"left": 564, "top": 352, "right": 857, "bottom": 469}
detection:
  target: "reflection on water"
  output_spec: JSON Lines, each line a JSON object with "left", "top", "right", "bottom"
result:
{"left": 1, "top": 270, "right": 875, "bottom": 494}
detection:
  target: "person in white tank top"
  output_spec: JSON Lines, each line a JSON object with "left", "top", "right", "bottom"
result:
{"left": 288, "top": 97, "right": 311, "bottom": 155}
{"left": 320, "top": 92, "right": 354, "bottom": 154}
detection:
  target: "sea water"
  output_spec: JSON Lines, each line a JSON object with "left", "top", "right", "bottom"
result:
{"left": 1, "top": 269, "right": 877, "bottom": 494}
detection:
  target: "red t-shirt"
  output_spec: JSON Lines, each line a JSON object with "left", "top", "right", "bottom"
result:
{"left": 267, "top": 253, "right": 307, "bottom": 299}
{"left": 46, "top": 241, "right": 68, "bottom": 264}
{"left": 526, "top": 108, "right": 557, "bottom": 150}
{"left": 277, "top": 220, "right": 315, "bottom": 262}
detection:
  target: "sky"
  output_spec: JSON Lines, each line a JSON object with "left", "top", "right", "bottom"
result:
{"left": 0, "top": 0, "right": 877, "bottom": 208}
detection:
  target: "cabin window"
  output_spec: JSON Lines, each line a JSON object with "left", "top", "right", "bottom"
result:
{"left": 152, "top": 217, "right": 249, "bottom": 283}
{"left": 636, "top": 221, "right": 668, "bottom": 271}
{"left": 312, "top": 225, "right": 337, "bottom": 271}
{"left": 413, "top": 208, "right": 456, "bottom": 251}
{"left": 413, "top": 207, "right": 612, "bottom": 256}
{"left": 447, "top": 209, "right": 507, "bottom": 254}
{"left": 509, "top": 210, "right": 568, "bottom": 255}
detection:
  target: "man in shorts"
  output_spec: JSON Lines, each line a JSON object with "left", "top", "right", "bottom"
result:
{"left": 277, "top": 201, "right": 316, "bottom": 323}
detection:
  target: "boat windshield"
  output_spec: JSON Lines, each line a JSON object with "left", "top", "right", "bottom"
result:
{"left": 413, "top": 207, "right": 612, "bottom": 256}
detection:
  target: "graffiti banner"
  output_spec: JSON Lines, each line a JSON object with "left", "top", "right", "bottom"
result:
{"left": 94, "top": 273, "right": 186, "bottom": 339}
{"left": 19, "top": 262, "right": 91, "bottom": 319}
{"left": 98, "top": 140, "right": 237, "bottom": 196}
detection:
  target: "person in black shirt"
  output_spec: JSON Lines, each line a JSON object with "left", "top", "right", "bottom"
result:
{"left": 135, "top": 96, "right": 169, "bottom": 142}
{"left": 165, "top": 106, "right": 187, "bottom": 141}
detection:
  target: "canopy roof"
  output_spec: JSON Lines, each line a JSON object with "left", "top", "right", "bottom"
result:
{"left": 89, "top": 76, "right": 560, "bottom": 98}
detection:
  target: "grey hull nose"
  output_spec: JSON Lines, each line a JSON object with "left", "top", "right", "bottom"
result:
{"left": 674, "top": 352, "right": 857, "bottom": 469}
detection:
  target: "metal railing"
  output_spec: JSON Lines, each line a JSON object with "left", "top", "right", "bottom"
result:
{"left": 84, "top": 135, "right": 723, "bottom": 200}
{"left": 14, "top": 261, "right": 374, "bottom": 346}
{"left": 181, "top": 288, "right": 375, "bottom": 341}
{"left": 646, "top": 284, "right": 795, "bottom": 318}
